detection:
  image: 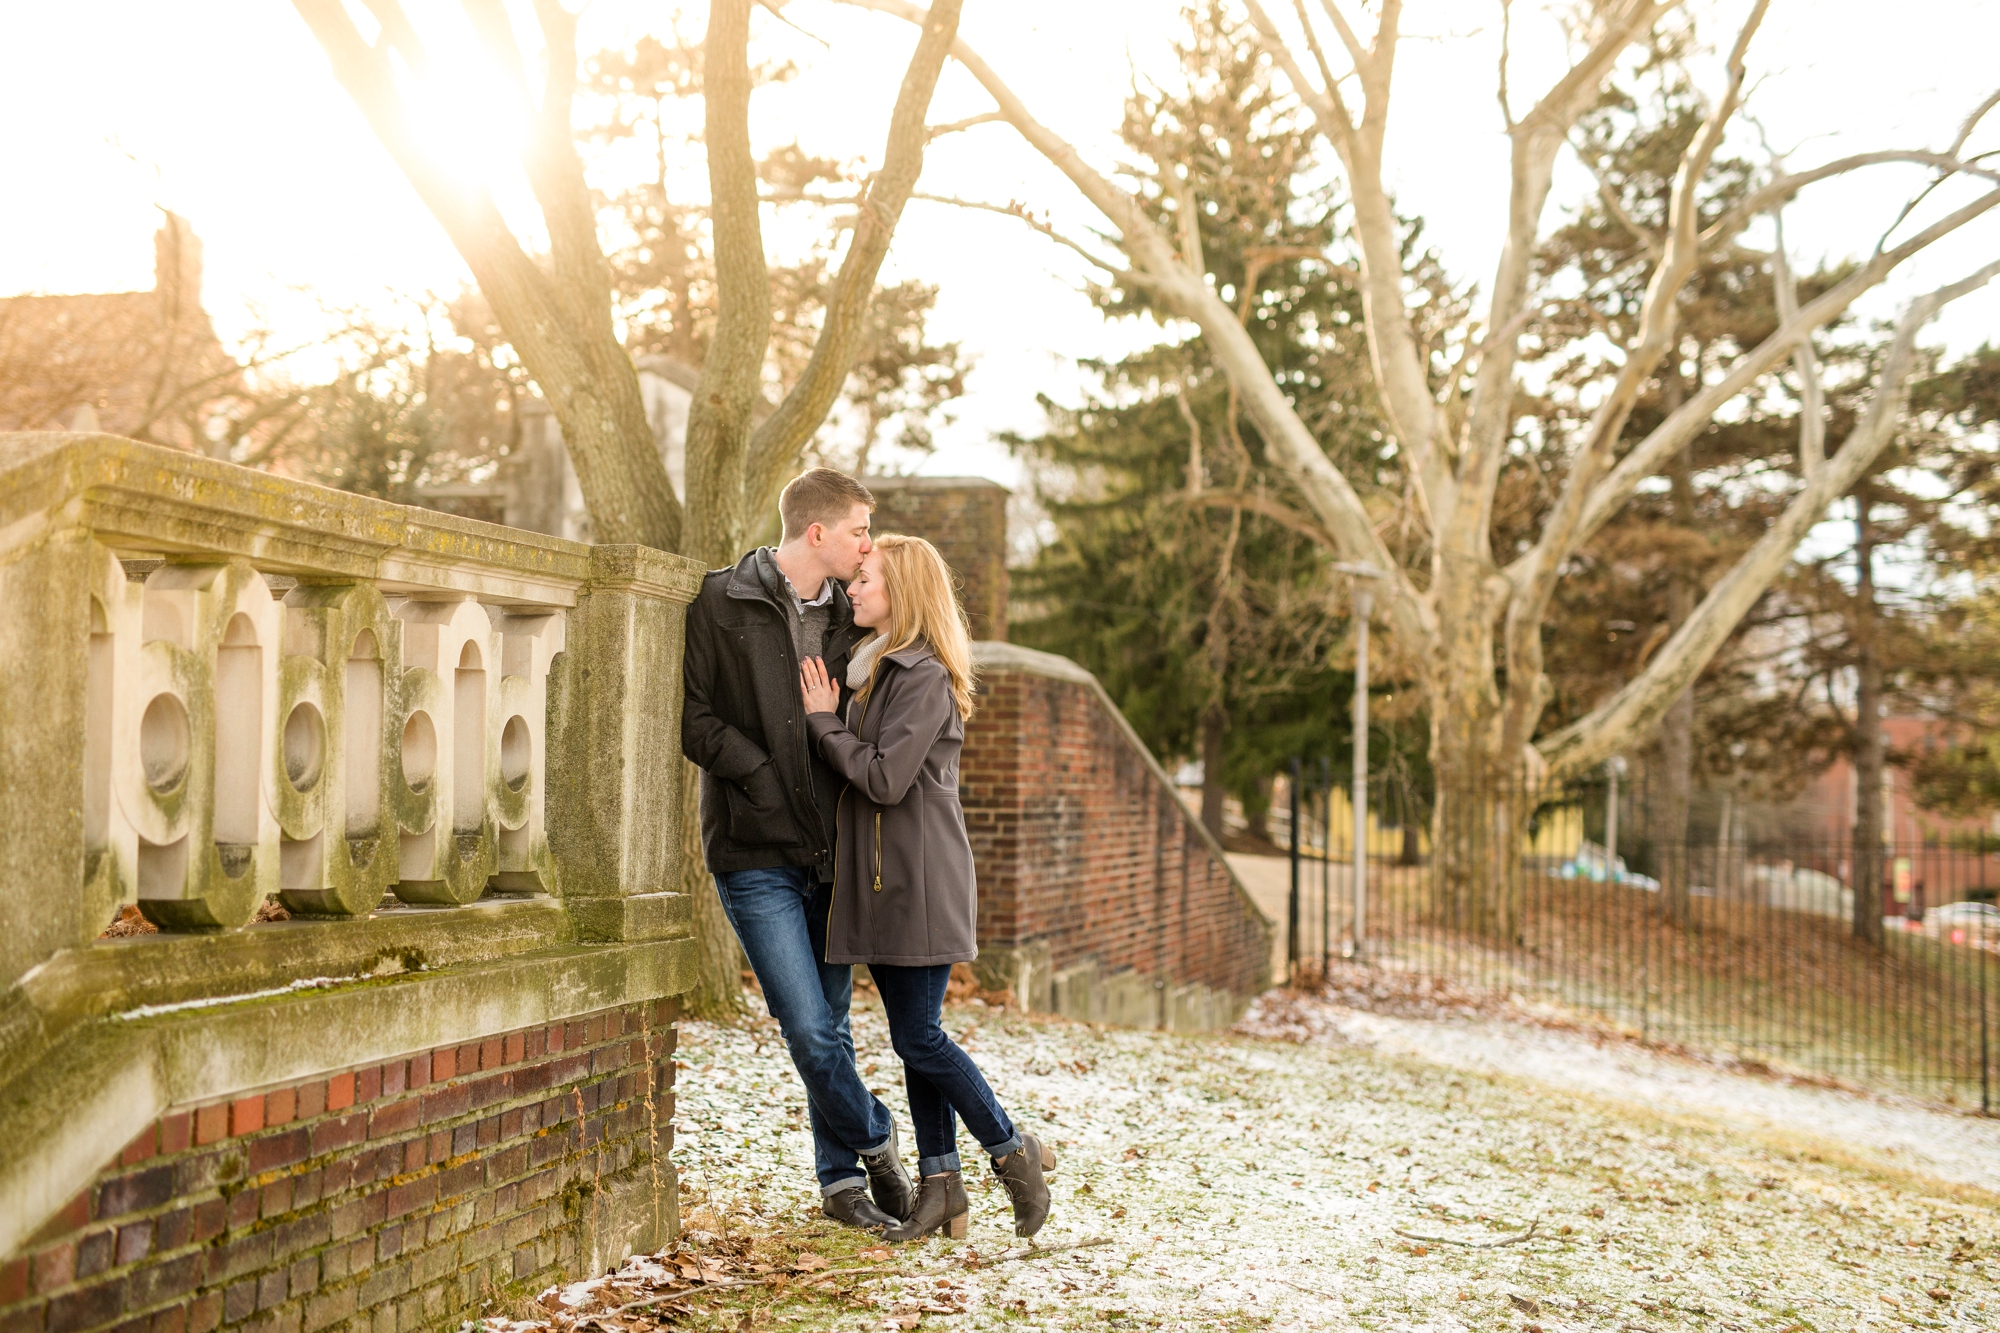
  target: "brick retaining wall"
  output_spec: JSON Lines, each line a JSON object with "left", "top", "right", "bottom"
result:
{"left": 0, "top": 1001, "right": 677, "bottom": 1333}
{"left": 965, "top": 646, "right": 1271, "bottom": 1027}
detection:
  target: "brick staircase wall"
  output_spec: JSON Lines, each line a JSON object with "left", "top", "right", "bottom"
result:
{"left": 964, "top": 644, "right": 1272, "bottom": 1030}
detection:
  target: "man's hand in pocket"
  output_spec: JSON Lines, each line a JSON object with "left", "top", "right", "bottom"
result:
{"left": 741, "top": 761, "right": 786, "bottom": 813}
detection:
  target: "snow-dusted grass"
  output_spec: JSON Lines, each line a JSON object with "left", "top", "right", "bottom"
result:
{"left": 516, "top": 990, "right": 1999, "bottom": 1331}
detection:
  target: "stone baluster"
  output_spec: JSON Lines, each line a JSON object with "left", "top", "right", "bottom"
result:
{"left": 119, "top": 560, "right": 285, "bottom": 930}
{"left": 272, "top": 581, "right": 405, "bottom": 916}
{"left": 491, "top": 607, "right": 564, "bottom": 893}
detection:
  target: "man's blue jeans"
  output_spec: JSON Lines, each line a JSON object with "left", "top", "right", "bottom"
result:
{"left": 713, "top": 865, "right": 895, "bottom": 1194}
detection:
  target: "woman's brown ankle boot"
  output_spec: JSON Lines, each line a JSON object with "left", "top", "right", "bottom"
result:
{"left": 991, "top": 1133, "right": 1056, "bottom": 1237}
{"left": 883, "top": 1171, "right": 968, "bottom": 1242}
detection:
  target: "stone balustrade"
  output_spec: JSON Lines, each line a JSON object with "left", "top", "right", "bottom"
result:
{"left": 84, "top": 556, "right": 566, "bottom": 929}
{"left": 2, "top": 433, "right": 701, "bottom": 979}
{"left": 0, "top": 432, "right": 704, "bottom": 1285}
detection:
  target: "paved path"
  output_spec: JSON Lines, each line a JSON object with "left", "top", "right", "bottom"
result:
{"left": 1229, "top": 850, "right": 1357, "bottom": 981}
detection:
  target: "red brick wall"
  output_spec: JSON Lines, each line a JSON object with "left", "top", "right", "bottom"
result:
{"left": 964, "top": 668, "right": 1268, "bottom": 999}
{"left": 0, "top": 1001, "right": 677, "bottom": 1333}
{"left": 863, "top": 478, "right": 1010, "bottom": 641}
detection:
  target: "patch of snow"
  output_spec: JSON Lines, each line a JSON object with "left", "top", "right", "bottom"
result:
{"left": 112, "top": 975, "right": 356, "bottom": 1020}
{"left": 644, "top": 989, "right": 2000, "bottom": 1329}
{"left": 1256, "top": 990, "right": 2000, "bottom": 1192}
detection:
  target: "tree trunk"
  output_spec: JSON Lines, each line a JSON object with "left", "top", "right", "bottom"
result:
{"left": 1852, "top": 498, "right": 1887, "bottom": 947}
{"left": 680, "top": 767, "right": 747, "bottom": 1017}
{"left": 1200, "top": 704, "right": 1227, "bottom": 841}
{"left": 1427, "top": 535, "right": 1520, "bottom": 939}
{"left": 1657, "top": 681, "right": 1694, "bottom": 922}
{"left": 1243, "top": 774, "right": 1273, "bottom": 844}
{"left": 1658, "top": 428, "right": 1697, "bottom": 926}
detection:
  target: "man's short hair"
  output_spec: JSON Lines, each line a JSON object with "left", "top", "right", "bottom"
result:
{"left": 779, "top": 468, "right": 874, "bottom": 543}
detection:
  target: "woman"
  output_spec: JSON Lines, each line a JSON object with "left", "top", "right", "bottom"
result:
{"left": 799, "top": 534, "right": 1055, "bottom": 1242}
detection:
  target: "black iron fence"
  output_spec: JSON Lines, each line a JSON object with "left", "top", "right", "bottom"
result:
{"left": 1280, "top": 766, "right": 2000, "bottom": 1112}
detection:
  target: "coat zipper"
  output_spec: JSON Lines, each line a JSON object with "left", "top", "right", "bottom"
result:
{"left": 873, "top": 812, "right": 883, "bottom": 893}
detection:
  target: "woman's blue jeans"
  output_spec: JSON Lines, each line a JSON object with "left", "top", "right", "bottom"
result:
{"left": 713, "top": 866, "right": 895, "bottom": 1194}
{"left": 870, "top": 963, "right": 1022, "bottom": 1175}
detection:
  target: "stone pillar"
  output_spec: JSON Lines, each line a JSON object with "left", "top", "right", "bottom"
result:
{"left": 0, "top": 528, "right": 131, "bottom": 988}
{"left": 863, "top": 476, "right": 1011, "bottom": 640}
{"left": 549, "top": 545, "right": 703, "bottom": 941}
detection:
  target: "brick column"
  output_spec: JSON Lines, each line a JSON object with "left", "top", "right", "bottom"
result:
{"left": 862, "top": 477, "right": 1010, "bottom": 640}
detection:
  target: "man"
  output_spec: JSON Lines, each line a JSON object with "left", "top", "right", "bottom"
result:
{"left": 680, "top": 468, "right": 913, "bottom": 1231}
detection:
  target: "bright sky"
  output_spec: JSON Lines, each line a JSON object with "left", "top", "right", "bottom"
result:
{"left": 2, "top": 0, "right": 1996, "bottom": 492}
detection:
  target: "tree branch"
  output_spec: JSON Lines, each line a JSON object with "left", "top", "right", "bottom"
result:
{"left": 1464, "top": 0, "right": 1683, "bottom": 528}
{"left": 1704, "top": 150, "right": 2000, "bottom": 248}
{"left": 1176, "top": 180, "right": 1207, "bottom": 279}
{"left": 1566, "top": 183, "right": 2000, "bottom": 553}
{"left": 926, "top": 111, "right": 1004, "bottom": 139}
{"left": 1491, "top": 0, "right": 1731, "bottom": 759}
{"left": 293, "top": 0, "right": 680, "bottom": 548}
{"left": 1245, "top": 0, "right": 1450, "bottom": 519}
{"left": 1571, "top": 136, "right": 1662, "bottom": 257}
{"left": 1769, "top": 204, "right": 1825, "bottom": 475}
{"left": 842, "top": 0, "right": 1433, "bottom": 654}
{"left": 461, "top": 0, "right": 532, "bottom": 109}
{"left": 1178, "top": 488, "right": 1337, "bottom": 549}
{"left": 682, "top": 0, "right": 774, "bottom": 562}
{"left": 908, "top": 193, "right": 1134, "bottom": 278}
{"left": 1315, "top": 0, "right": 1370, "bottom": 70}
{"left": 527, "top": 1, "right": 617, "bottom": 335}
{"left": 1948, "top": 86, "right": 2000, "bottom": 159}
{"left": 746, "top": 0, "right": 965, "bottom": 510}
{"left": 1538, "top": 258, "right": 2000, "bottom": 778}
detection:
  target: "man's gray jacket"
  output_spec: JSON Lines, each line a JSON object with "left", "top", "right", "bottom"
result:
{"left": 681, "top": 548, "right": 866, "bottom": 878}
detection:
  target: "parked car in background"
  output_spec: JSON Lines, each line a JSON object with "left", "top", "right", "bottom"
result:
{"left": 1920, "top": 900, "right": 2000, "bottom": 949}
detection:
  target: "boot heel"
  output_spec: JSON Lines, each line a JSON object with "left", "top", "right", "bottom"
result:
{"left": 1040, "top": 1143, "right": 1057, "bottom": 1173}
{"left": 946, "top": 1211, "right": 969, "bottom": 1239}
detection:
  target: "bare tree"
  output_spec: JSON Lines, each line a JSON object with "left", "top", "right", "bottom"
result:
{"left": 843, "top": 0, "right": 2000, "bottom": 930}
{"left": 295, "top": 0, "right": 964, "bottom": 1011}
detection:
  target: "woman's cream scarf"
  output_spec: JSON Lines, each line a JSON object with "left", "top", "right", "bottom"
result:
{"left": 846, "top": 632, "right": 888, "bottom": 689}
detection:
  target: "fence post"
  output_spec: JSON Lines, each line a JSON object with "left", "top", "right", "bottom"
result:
{"left": 1288, "top": 756, "right": 1301, "bottom": 986}
{"left": 1981, "top": 831, "right": 1993, "bottom": 1116}
{"left": 1352, "top": 587, "right": 1372, "bottom": 956}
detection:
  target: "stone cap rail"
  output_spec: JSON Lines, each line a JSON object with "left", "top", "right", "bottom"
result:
{"left": 0, "top": 431, "right": 621, "bottom": 605}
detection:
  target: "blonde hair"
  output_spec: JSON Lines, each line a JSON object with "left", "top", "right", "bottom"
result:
{"left": 856, "top": 534, "right": 978, "bottom": 720}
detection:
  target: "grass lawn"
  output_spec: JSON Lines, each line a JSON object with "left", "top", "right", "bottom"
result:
{"left": 481, "top": 994, "right": 1999, "bottom": 1332}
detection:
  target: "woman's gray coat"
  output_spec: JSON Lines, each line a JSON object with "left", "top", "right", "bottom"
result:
{"left": 805, "top": 644, "right": 978, "bottom": 967}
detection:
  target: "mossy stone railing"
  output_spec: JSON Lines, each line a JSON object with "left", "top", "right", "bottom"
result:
{"left": 0, "top": 433, "right": 702, "bottom": 1257}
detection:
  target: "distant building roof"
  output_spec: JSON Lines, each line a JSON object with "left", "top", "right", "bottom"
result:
{"left": 0, "top": 212, "right": 237, "bottom": 451}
